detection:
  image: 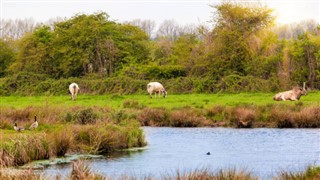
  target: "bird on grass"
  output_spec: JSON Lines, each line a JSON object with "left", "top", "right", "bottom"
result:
{"left": 29, "top": 115, "right": 38, "bottom": 130}
{"left": 14, "top": 123, "right": 25, "bottom": 132}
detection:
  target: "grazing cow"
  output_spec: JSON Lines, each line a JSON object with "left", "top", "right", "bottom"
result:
{"left": 69, "top": 83, "right": 80, "bottom": 101}
{"left": 273, "top": 83, "right": 307, "bottom": 101}
{"left": 147, "top": 82, "right": 167, "bottom": 98}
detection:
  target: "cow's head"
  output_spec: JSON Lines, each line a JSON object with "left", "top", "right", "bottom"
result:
{"left": 162, "top": 90, "right": 167, "bottom": 98}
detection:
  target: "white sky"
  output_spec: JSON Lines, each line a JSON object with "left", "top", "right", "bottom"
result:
{"left": 1, "top": 0, "right": 320, "bottom": 27}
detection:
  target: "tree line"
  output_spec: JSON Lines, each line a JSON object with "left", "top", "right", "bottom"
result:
{"left": 0, "top": 2, "right": 319, "bottom": 95}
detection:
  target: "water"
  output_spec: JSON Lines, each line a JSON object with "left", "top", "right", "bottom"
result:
{"left": 42, "top": 127, "right": 320, "bottom": 179}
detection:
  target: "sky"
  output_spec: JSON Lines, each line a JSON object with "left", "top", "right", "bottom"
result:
{"left": 1, "top": 0, "right": 320, "bottom": 28}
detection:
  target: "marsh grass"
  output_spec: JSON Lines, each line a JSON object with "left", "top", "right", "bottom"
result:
{"left": 275, "top": 166, "right": 320, "bottom": 180}
{"left": 0, "top": 121, "right": 145, "bottom": 167}
{"left": 71, "top": 160, "right": 105, "bottom": 180}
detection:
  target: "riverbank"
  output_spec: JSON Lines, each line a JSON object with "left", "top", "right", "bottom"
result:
{"left": 0, "top": 121, "right": 145, "bottom": 167}
{"left": 1, "top": 160, "right": 319, "bottom": 180}
{"left": 0, "top": 93, "right": 319, "bottom": 168}
{"left": 1, "top": 93, "right": 319, "bottom": 129}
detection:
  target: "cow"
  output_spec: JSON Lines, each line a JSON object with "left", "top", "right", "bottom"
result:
{"left": 273, "top": 82, "right": 307, "bottom": 101}
{"left": 69, "top": 83, "right": 80, "bottom": 101}
{"left": 147, "top": 82, "right": 167, "bottom": 98}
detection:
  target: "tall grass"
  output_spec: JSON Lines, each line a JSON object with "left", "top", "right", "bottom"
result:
{"left": 0, "top": 121, "right": 145, "bottom": 167}
{"left": 275, "top": 166, "right": 320, "bottom": 180}
{"left": 2, "top": 163, "right": 319, "bottom": 180}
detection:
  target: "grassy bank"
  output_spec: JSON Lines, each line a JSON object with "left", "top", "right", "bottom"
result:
{"left": 1, "top": 93, "right": 319, "bottom": 109}
{"left": 0, "top": 120, "right": 145, "bottom": 167}
{"left": 1, "top": 93, "right": 319, "bottom": 167}
{"left": 1, "top": 93, "right": 319, "bottom": 128}
{"left": 1, "top": 160, "right": 319, "bottom": 180}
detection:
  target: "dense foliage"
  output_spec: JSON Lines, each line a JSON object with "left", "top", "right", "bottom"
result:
{"left": 0, "top": 2, "right": 319, "bottom": 95}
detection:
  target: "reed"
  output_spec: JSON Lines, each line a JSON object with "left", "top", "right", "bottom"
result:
{"left": 169, "top": 108, "right": 209, "bottom": 127}
{"left": 0, "top": 121, "right": 145, "bottom": 167}
{"left": 275, "top": 166, "right": 320, "bottom": 180}
{"left": 71, "top": 160, "right": 105, "bottom": 180}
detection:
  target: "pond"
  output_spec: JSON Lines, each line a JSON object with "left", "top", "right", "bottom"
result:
{"left": 41, "top": 127, "right": 320, "bottom": 179}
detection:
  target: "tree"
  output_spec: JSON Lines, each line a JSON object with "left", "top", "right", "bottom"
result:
{"left": 0, "top": 38, "right": 16, "bottom": 77}
{"left": 0, "top": 18, "right": 37, "bottom": 39}
{"left": 290, "top": 32, "right": 320, "bottom": 89}
{"left": 207, "top": 2, "right": 274, "bottom": 77}
{"left": 126, "top": 19, "right": 156, "bottom": 38}
{"left": 156, "top": 20, "right": 180, "bottom": 41}
{"left": 9, "top": 25, "right": 55, "bottom": 76}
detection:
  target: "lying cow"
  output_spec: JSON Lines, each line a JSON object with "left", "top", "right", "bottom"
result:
{"left": 147, "top": 82, "right": 167, "bottom": 98}
{"left": 69, "top": 83, "right": 80, "bottom": 101}
{"left": 273, "top": 83, "right": 307, "bottom": 101}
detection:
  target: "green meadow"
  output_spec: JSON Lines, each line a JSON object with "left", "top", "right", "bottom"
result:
{"left": 1, "top": 92, "right": 319, "bottom": 109}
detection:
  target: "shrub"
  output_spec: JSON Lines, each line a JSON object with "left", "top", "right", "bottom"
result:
{"left": 137, "top": 108, "right": 169, "bottom": 126}
{"left": 75, "top": 108, "right": 97, "bottom": 125}
{"left": 123, "top": 99, "right": 142, "bottom": 109}
{"left": 169, "top": 108, "right": 208, "bottom": 127}
{"left": 295, "top": 107, "right": 320, "bottom": 128}
{"left": 230, "top": 108, "right": 256, "bottom": 128}
{"left": 71, "top": 160, "right": 105, "bottom": 180}
{"left": 50, "top": 130, "right": 73, "bottom": 157}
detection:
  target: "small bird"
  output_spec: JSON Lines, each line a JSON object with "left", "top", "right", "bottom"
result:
{"left": 29, "top": 115, "right": 38, "bottom": 130}
{"left": 206, "top": 152, "right": 211, "bottom": 155}
{"left": 14, "top": 123, "right": 25, "bottom": 132}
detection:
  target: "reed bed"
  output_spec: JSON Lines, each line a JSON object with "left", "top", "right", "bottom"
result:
{"left": 1, "top": 161, "right": 319, "bottom": 180}
{"left": 0, "top": 121, "right": 145, "bottom": 167}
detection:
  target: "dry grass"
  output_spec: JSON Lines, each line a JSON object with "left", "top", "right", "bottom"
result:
{"left": 230, "top": 108, "right": 256, "bottom": 128}
{"left": 162, "top": 168, "right": 258, "bottom": 180}
{"left": 169, "top": 108, "right": 209, "bottom": 127}
{"left": 275, "top": 166, "right": 320, "bottom": 180}
{"left": 71, "top": 160, "right": 105, "bottom": 180}
{"left": 138, "top": 108, "right": 169, "bottom": 126}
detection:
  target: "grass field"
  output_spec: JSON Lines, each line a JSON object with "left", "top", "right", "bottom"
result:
{"left": 1, "top": 92, "right": 319, "bottom": 109}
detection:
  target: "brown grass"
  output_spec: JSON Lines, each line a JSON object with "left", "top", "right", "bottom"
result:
{"left": 162, "top": 168, "right": 258, "bottom": 180}
{"left": 169, "top": 108, "right": 209, "bottom": 127}
{"left": 230, "top": 108, "right": 256, "bottom": 128}
{"left": 50, "top": 130, "right": 73, "bottom": 157}
{"left": 71, "top": 160, "right": 105, "bottom": 180}
{"left": 137, "top": 108, "right": 170, "bottom": 126}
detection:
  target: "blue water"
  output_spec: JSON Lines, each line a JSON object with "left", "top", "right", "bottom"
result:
{"left": 43, "top": 127, "right": 320, "bottom": 179}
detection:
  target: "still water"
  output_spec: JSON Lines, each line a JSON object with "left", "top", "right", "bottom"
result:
{"left": 43, "top": 127, "right": 320, "bottom": 179}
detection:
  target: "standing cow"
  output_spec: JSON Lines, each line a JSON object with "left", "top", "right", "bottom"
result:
{"left": 147, "top": 82, "right": 167, "bottom": 98}
{"left": 273, "top": 83, "right": 307, "bottom": 101}
{"left": 69, "top": 83, "right": 80, "bottom": 101}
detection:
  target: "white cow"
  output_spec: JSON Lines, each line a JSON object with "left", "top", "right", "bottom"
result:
{"left": 273, "top": 82, "right": 307, "bottom": 101}
{"left": 147, "top": 82, "right": 167, "bottom": 98}
{"left": 69, "top": 83, "right": 80, "bottom": 101}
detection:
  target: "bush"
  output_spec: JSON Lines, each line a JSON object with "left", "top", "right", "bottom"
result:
{"left": 75, "top": 108, "right": 98, "bottom": 125}
{"left": 137, "top": 108, "right": 169, "bottom": 126}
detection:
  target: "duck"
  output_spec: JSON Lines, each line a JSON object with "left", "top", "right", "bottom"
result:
{"left": 14, "top": 123, "right": 25, "bottom": 132}
{"left": 29, "top": 115, "right": 38, "bottom": 130}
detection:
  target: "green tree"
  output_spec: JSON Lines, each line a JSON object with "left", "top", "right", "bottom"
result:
{"left": 9, "top": 25, "right": 54, "bottom": 76}
{"left": 207, "top": 2, "right": 274, "bottom": 77}
{"left": 52, "top": 12, "right": 149, "bottom": 77}
{"left": 0, "top": 38, "right": 16, "bottom": 77}
{"left": 290, "top": 32, "right": 320, "bottom": 88}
